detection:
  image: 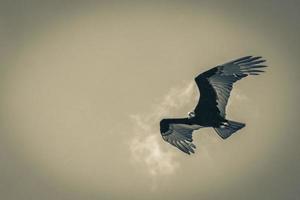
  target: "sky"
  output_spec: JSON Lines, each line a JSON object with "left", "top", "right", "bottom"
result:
{"left": 0, "top": 1, "right": 299, "bottom": 200}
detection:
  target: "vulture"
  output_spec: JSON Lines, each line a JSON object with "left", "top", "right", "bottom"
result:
{"left": 160, "top": 56, "right": 267, "bottom": 154}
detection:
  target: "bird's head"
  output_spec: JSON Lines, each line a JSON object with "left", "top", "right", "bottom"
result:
{"left": 188, "top": 111, "right": 195, "bottom": 119}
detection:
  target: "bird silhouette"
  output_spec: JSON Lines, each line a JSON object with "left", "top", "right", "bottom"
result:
{"left": 160, "top": 56, "right": 267, "bottom": 154}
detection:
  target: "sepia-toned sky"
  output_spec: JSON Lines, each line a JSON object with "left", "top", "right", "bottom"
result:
{"left": 0, "top": 1, "right": 299, "bottom": 200}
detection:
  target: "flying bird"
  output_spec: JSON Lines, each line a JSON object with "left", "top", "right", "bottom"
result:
{"left": 160, "top": 56, "right": 267, "bottom": 154}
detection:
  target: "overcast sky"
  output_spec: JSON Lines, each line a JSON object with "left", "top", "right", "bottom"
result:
{"left": 0, "top": 1, "right": 299, "bottom": 200}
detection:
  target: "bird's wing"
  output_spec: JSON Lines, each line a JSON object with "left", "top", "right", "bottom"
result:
{"left": 194, "top": 56, "right": 267, "bottom": 117}
{"left": 161, "top": 122, "right": 201, "bottom": 154}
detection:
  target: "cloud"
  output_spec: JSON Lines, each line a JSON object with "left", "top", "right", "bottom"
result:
{"left": 128, "top": 81, "right": 196, "bottom": 176}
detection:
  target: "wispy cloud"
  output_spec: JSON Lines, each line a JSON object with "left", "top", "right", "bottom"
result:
{"left": 128, "top": 81, "right": 196, "bottom": 176}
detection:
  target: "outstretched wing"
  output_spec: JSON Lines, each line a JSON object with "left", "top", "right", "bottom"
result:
{"left": 194, "top": 56, "right": 267, "bottom": 117}
{"left": 160, "top": 119, "right": 202, "bottom": 154}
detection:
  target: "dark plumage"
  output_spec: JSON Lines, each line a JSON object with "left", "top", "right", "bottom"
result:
{"left": 160, "top": 56, "right": 267, "bottom": 154}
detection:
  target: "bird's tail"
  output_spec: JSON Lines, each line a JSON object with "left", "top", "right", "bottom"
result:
{"left": 214, "top": 120, "right": 245, "bottom": 139}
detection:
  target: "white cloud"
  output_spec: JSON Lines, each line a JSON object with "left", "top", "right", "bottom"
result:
{"left": 128, "top": 81, "right": 196, "bottom": 176}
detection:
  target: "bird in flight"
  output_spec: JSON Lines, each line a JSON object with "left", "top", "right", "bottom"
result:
{"left": 160, "top": 56, "right": 267, "bottom": 154}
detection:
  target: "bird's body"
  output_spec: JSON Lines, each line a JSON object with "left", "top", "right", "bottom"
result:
{"left": 159, "top": 56, "right": 267, "bottom": 154}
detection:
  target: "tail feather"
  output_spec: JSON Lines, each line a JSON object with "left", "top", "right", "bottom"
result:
{"left": 214, "top": 120, "right": 245, "bottom": 139}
